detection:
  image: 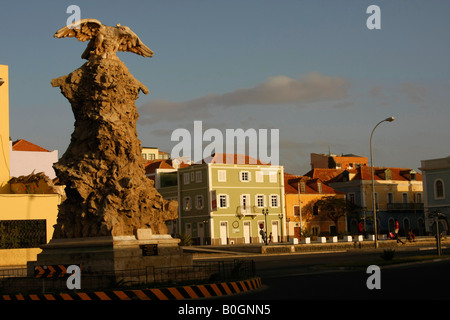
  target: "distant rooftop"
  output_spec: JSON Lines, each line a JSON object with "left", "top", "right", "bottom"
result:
{"left": 12, "top": 139, "right": 50, "bottom": 152}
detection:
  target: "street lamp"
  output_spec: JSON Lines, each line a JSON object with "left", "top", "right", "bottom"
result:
{"left": 370, "top": 116, "right": 395, "bottom": 248}
{"left": 430, "top": 211, "right": 446, "bottom": 256}
{"left": 262, "top": 208, "right": 269, "bottom": 245}
{"left": 278, "top": 213, "right": 284, "bottom": 243}
{"left": 286, "top": 217, "right": 290, "bottom": 242}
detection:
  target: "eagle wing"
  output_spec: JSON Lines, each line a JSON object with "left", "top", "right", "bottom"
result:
{"left": 54, "top": 19, "right": 103, "bottom": 42}
{"left": 118, "top": 27, "right": 154, "bottom": 58}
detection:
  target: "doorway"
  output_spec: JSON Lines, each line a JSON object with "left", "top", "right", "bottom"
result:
{"left": 244, "top": 221, "right": 251, "bottom": 244}
{"left": 219, "top": 221, "right": 228, "bottom": 245}
{"left": 271, "top": 220, "right": 279, "bottom": 243}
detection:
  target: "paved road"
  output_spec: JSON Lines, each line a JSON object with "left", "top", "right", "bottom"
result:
{"left": 207, "top": 246, "right": 450, "bottom": 301}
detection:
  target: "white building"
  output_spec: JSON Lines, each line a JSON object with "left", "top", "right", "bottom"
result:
{"left": 9, "top": 139, "right": 58, "bottom": 179}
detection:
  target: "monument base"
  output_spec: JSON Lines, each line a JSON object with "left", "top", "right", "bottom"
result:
{"left": 28, "top": 231, "right": 193, "bottom": 276}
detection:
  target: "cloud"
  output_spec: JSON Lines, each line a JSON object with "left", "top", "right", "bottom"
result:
{"left": 400, "top": 82, "right": 428, "bottom": 108}
{"left": 369, "top": 86, "right": 384, "bottom": 98}
{"left": 138, "top": 72, "right": 350, "bottom": 124}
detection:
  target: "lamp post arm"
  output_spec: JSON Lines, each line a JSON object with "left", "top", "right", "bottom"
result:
{"left": 369, "top": 117, "right": 394, "bottom": 248}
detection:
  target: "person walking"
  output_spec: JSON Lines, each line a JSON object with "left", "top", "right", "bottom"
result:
{"left": 358, "top": 220, "right": 364, "bottom": 235}
{"left": 394, "top": 219, "right": 404, "bottom": 244}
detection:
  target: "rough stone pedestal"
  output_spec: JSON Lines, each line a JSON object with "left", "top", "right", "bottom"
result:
{"left": 28, "top": 230, "right": 192, "bottom": 277}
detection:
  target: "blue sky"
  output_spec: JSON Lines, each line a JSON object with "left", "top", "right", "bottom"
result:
{"left": 1, "top": 0, "right": 449, "bottom": 174}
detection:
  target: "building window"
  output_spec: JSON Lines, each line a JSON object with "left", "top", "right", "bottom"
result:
{"left": 190, "top": 172, "right": 195, "bottom": 181}
{"left": 300, "top": 182, "right": 306, "bottom": 193}
{"left": 270, "top": 194, "right": 279, "bottom": 208}
{"left": 183, "top": 196, "right": 192, "bottom": 211}
{"left": 293, "top": 205, "right": 300, "bottom": 217}
{"left": 196, "top": 171, "right": 202, "bottom": 183}
{"left": 416, "top": 193, "right": 423, "bottom": 203}
{"left": 384, "top": 169, "right": 392, "bottom": 180}
{"left": 218, "top": 170, "right": 226, "bottom": 182}
{"left": 239, "top": 171, "right": 250, "bottom": 182}
{"left": 195, "top": 195, "right": 204, "bottom": 209}
{"left": 402, "top": 193, "right": 408, "bottom": 203}
{"left": 348, "top": 193, "right": 355, "bottom": 204}
{"left": 255, "top": 171, "right": 264, "bottom": 183}
{"left": 218, "top": 194, "right": 229, "bottom": 208}
{"left": 312, "top": 226, "right": 319, "bottom": 236}
{"left": 185, "top": 223, "right": 192, "bottom": 236}
{"left": 269, "top": 171, "right": 277, "bottom": 183}
{"left": 256, "top": 194, "right": 265, "bottom": 208}
{"left": 313, "top": 205, "right": 319, "bottom": 216}
{"left": 387, "top": 192, "right": 394, "bottom": 204}
{"left": 240, "top": 194, "right": 250, "bottom": 210}
{"left": 183, "top": 173, "right": 190, "bottom": 185}
{"left": 435, "top": 179, "right": 445, "bottom": 199}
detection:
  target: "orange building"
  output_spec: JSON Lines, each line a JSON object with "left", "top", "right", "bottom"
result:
{"left": 310, "top": 153, "right": 368, "bottom": 170}
{"left": 284, "top": 173, "right": 346, "bottom": 240}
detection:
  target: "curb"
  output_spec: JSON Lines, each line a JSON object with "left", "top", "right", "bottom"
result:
{"left": 0, "top": 277, "right": 262, "bottom": 301}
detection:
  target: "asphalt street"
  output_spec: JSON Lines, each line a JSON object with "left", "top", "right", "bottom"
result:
{"left": 209, "top": 246, "right": 450, "bottom": 301}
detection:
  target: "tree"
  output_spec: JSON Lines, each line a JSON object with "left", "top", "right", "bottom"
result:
{"left": 315, "top": 196, "right": 356, "bottom": 234}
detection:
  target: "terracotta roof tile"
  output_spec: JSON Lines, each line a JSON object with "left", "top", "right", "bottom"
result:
{"left": 144, "top": 159, "right": 190, "bottom": 174}
{"left": 330, "top": 166, "right": 423, "bottom": 182}
{"left": 303, "top": 168, "right": 345, "bottom": 181}
{"left": 284, "top": 173, "right": 343, "bottom": 194}
{"left": 12, "top": 139, "right": 50, "bottom": 152}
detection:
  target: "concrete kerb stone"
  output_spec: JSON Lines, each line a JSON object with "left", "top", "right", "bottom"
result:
{"left": 188, "top": 236, "right": 447, "bottom": 257}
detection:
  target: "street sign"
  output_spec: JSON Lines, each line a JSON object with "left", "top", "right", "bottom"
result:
{"left": 34, "top": 264, "right": 77, "bottom": 278}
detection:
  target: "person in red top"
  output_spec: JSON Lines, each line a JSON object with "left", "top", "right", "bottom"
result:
{"left": 358, "top": 220, "right": 364, "bottom": 235}
{"left": 394, "top": 219, "right": 404, "bottom": 244}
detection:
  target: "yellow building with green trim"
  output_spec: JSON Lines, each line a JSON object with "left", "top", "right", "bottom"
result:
{"left": 158, "top": 153, "right": 286, "bottom": 245}
{"left": 0, "top": 65, "right": 61, "bottom": 267}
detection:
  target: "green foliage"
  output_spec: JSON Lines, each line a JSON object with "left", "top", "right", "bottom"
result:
{"left": 301, "top": 229, "right": 313, "bottom": 238}
{"left": 338, "top": 231, "right": 350, "bottom": 238}
{"left": 314, "top": 196, "right": 359, "bottom": 234}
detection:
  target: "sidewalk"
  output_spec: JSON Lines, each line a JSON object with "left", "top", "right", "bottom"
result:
{"left": 186, "top": 236, "right": 448, "bottom": 259}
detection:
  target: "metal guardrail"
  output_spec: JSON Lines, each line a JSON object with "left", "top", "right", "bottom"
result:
{"left": 386, "top": 203, "right": 424, "bottom": 211}
{"left": 0, "top": 260, "right": 256, "bottom": 294}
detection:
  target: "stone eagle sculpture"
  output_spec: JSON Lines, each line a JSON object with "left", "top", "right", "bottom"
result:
{"left": 50, "top": 19, "right": 179, "bottom": 239}
{"left": 54, "top": 18, "right": 154, "bottom": 60}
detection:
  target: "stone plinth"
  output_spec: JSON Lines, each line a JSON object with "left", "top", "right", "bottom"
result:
{"left": 29, "top": 232, "right": 192, "bottom": 276}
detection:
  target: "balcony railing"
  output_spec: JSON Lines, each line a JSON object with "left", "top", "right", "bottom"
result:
{"left": 386, "top": 203, "right": 424, "bottom": 211}
{"left": 236, "top": 205, "right": 259, "bottom": 218}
